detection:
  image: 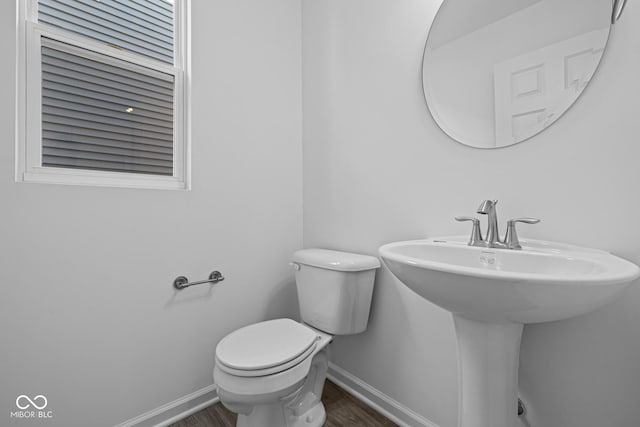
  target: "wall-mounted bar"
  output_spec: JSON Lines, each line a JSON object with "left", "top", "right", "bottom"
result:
{"left": 173, "top": 271, "right": 225, "bottom": 290}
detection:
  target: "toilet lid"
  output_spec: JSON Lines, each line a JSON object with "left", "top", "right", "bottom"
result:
{"left": 215, "top": 319, "right": 318, "bottom": 372}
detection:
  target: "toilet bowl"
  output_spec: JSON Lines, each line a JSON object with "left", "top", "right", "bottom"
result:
{"left": 214, "top": 319, "right": 332, "bottom": 427}
{"left": 213, "top": 249, "right": 380, "bottom": 427}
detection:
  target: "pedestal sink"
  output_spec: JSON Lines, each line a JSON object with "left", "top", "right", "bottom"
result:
{"left": 379, "top": 236, "right": 639, "bottom": 427}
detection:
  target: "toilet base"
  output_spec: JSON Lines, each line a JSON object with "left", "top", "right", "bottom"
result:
{"left": 288, "top": 401, "right": 326, "bottom": 427}
{"left": 235, "top": 348, "right": 329, "bottom": 427}
{"left": 236, "top": 401, "right": 326, "bottom": 427}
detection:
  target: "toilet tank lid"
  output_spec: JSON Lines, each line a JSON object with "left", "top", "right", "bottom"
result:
{"left": 292, "top": 248, "right": 380, "bottom": 272}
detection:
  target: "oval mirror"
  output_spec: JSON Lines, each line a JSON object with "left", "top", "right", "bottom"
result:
{"left": 422, "top": 0, "right": 613, "bottom": 149}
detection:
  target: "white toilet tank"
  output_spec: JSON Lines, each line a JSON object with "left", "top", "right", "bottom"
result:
{"left": 291, "top": 249, "right": 380, "bottom": 335}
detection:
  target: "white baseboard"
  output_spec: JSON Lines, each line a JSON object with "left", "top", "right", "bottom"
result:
{"left": 327, "top": 363, "right": 440, "bottom": 427}
{"left": 114, "top": 384, "right": 218, "bottom": 427}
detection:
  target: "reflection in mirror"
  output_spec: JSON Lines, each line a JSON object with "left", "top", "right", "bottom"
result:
{"left": 422, "top": 0, "right": 612, "bottom": 149}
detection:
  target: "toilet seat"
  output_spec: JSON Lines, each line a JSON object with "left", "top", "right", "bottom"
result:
{"left": 215, "top": 319, "right": 319, "bottom": 377}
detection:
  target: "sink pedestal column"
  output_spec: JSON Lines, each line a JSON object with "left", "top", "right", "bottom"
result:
{"left": 453, "top": 314, "right": 523, "bottom": 427}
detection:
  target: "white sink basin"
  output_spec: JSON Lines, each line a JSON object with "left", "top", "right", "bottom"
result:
{"left": 379, "top": 236, "right": 639, "bottom": 427}
{"left": 379, "top": 236, "right": 639, "bottom": 323}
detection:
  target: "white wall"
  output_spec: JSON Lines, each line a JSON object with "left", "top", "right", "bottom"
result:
{"left": 302, "top": 1, "right": 640, "bottom": 427}
{"left": 0, "top": 1, "right": 302, "bottom": 426}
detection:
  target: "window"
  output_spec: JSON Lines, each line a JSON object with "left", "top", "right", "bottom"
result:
{"left": 16, "top": 0, "right": 190, "bottom": 189}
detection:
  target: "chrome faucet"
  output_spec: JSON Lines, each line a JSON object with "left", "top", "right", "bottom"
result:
{"left": 476, "top": 199, "right": 502, "bottom": 248}
{"left": 456, "top": 200, "right": 540, "bottom": 249}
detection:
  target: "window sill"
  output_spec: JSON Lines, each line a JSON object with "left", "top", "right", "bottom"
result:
{"left": 20, "top": 167, "right": 189, "bottom": 190}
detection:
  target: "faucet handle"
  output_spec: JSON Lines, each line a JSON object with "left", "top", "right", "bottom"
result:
{"left": 455, "top": 216, "right": 483, "bottom": 246}
{"left": 504, "top": 218, "right": 540, "bottom": 249}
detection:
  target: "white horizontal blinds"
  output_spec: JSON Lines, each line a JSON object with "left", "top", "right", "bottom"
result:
{"left": 38, "top": 0, "right": 174, "bottom": 64}
{"left": 41, "top": 38, "right": 175, "bottom": 176}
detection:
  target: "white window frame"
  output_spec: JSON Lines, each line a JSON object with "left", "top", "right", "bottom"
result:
{"left": 15, "top": 0, "right": 191, "bottom": 190}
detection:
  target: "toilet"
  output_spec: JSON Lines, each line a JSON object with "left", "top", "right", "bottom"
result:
{"left": 213, "top": 248, "right": 380, "bottom": 427}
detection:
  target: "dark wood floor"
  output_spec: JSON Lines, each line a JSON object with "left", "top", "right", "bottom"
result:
{"left": 169, "top": 380, "right": 398, "bottom": 427}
